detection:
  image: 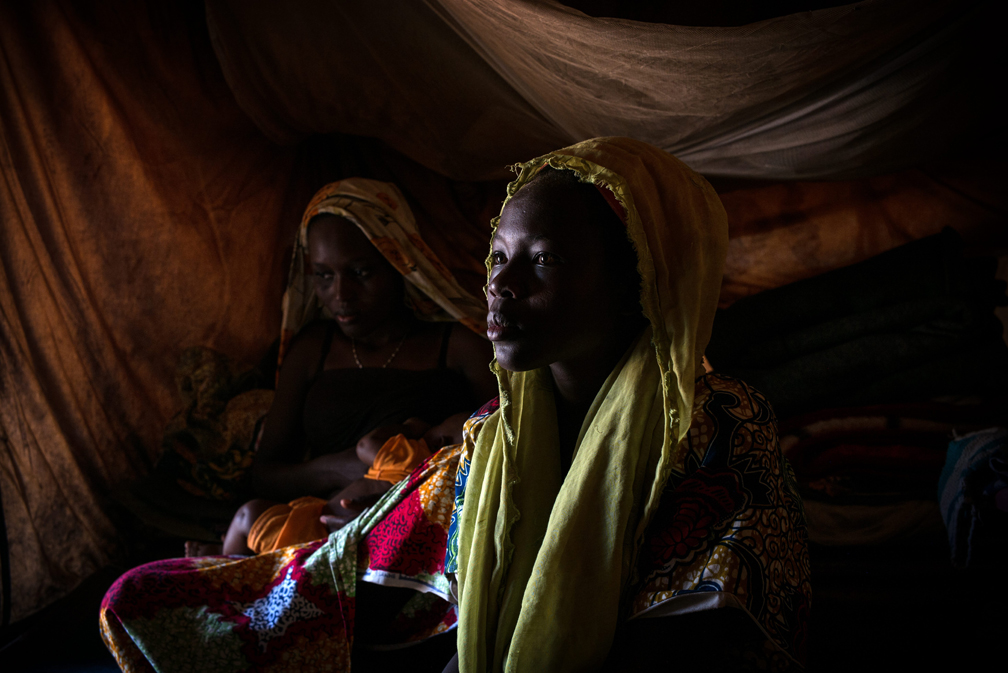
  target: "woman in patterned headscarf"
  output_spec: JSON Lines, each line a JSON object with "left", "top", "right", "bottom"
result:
{"left": 217, "top": 178, "right": 497, "bottom": 554}
{"left": 100, "top": 180, "right": 496, "bottom": 671}
{"left": 444, "top": 137, "right": 811, "bottom": 671}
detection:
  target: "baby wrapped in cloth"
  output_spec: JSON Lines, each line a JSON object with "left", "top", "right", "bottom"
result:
{"left": 247, "top": 432, "right": 432, "bottom": 553}
{"left": 240, "top": 177, "right": 486, "bottom": 555}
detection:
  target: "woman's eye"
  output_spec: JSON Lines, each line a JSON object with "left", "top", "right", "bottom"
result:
{"left": 314, "top": 271, "right": 333, "bottom": 281}
{"left": 490, "top": 251, "right": 506, "bottom": 266}
{"left": 534, "top": 252, "right": 559, "bottom": 265}
{"left": 354, "top": 267, "right": 372, "bottom": 278}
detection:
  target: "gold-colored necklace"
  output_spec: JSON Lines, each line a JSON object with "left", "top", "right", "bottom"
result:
{"left": 352, "top": 329, "right": 408, "bottom": 369}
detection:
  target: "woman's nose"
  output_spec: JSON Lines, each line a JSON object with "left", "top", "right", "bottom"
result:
{"left": 488, "top": 262, "right": 518, "bottom": 299}
{"left": 331, "top": 273, "right": 352, "bottom": 303}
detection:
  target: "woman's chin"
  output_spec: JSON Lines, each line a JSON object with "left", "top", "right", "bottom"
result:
{"left": 493, "top": 343, "right": 547, "bottom": 374}
{"left": 335, "top": 319, "right": 377, "bottom": 341}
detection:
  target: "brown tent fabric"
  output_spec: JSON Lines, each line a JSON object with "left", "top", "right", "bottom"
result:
{"left": 206, "top": 0, "right": 999, "bottom": 180}
{"left": 0, "top": 0, "right": 1004, "bottom": 624}
{"left": 0, "top": 1, "right": 315, "bottom": 623}
{"left": 0, "top": 1, "right": 496, "bottom": 623}
{"left": 719, "top": 160, "right": 1008, "bottom": 304}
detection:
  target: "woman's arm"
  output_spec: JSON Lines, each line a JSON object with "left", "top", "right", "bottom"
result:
{"left": 423, "top": 412, "right": 468, "bottom": 450}
{"left": 248, "top": 323, "right": 366, "bottom": 500}
{"left": 252, "top": 448, "right": 369, "bottom": 501}
{"left": 602, "top": 609, "right": 784, "bottom": 672}
{"left": 446, "top": 325, "right": 498, "bottom": 403}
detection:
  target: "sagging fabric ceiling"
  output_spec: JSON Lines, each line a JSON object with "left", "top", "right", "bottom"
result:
{"left": 1, "top": 0, "right": 1004, "bottom": 623}
{"left": 206, "top": 0, "right": 1001, "bottom": 180}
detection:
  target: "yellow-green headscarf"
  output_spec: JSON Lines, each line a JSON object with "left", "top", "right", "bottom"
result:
{"left": 455, "top": 138, "right": 728, "bottom": 672}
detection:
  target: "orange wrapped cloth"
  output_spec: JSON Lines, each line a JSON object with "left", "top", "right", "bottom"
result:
{"left": 365, "top": 434, "right": 431, "bottom": 483}
{"left": 247, "top": 496, "right": 329, "bottom": 554}
{"left": 245, "top": 436, "right": 431, "bottom": 554}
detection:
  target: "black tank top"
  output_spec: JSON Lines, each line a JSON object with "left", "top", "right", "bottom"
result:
{"left": 300, "top": 322, "right": 476, "bottom": 458}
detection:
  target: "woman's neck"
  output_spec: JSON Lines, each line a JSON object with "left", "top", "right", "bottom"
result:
{"left": 549, "top": 321, "right": 644, "bottom": 471}
{"left": 352, "top": 311, "right": 417, "bottom": 349}
{"left": 551, "top": 384, "right": 591, "bottom": 475}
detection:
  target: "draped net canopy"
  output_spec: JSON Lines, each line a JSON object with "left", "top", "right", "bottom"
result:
{"left": 207, "top": 0, "right": 998, "bottom": 180}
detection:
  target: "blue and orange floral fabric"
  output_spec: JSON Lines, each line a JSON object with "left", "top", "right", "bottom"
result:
{"left": 100, "top": 440, "right": 466, "bottom": 672}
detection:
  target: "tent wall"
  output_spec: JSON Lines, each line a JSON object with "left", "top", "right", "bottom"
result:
{"left": 0, "top": 1, "right": 498, "bottom": 623}
{"left": 1, "top": 0, "right": 1005, "bottom": 623}
{"left": 0, "top": 0, "right": 316, "bottom": 623}
{"left": 720, "top": 162, "right": 1008, "bottom": 304}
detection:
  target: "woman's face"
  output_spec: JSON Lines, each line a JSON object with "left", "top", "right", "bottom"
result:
{"left": 487, "top": 176, "right": 632, "bottom": 373}
{"left": 308, "top": 215, "right": 406, "bottom": 339}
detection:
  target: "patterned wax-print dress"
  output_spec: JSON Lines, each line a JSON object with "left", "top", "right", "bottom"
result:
{"left": 446, "top": 375, "right": 812, "bottom": 666}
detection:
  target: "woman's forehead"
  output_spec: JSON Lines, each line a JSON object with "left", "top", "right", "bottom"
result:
{"left": 498, "top": 180, "right": 601, "bottom": 242}
{"left": 308, "top": 213, "right": 353, "bottom": 234}
{"left": 308, "top": 216, "right": 379, "bottom": 258}
{"left": 309, "top": 215, "right": 361, "bottom": 243}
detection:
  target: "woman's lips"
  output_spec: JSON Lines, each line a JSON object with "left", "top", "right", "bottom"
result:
{"left": 335, "top": 313, "right": 359, "bottom": 324}
{"left": 487, "top": 312, "right": 518, "bottom": 341}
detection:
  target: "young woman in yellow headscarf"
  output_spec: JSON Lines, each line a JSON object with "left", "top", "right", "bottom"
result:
{"left": 444, "top": 137, "right": 811, "bottom": 671}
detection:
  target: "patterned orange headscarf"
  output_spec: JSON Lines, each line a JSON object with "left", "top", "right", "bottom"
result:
{"left": 278, "top": 179, "right": 487, "bottom": 373}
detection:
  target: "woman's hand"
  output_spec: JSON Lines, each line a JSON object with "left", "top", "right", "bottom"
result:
{"left": 423, "top": 413, "right": 468, "bottom": 450}
{"left": 319, "top": 478, "right": 393, "bottom": 532}
{"left": 355, "top": 417, "right": 432, "bottom": 465}
{"left": 319, "top": 506, "right": 360, "bottom": 533}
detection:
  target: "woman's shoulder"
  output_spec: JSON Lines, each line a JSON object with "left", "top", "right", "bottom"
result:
{"left": 294, "top": 319, "right": 337, "bottom": 343}
{"left": 445, "top": 324, "right": 497, "bottom": 401}
{"left": 677, "top": 372, "right": 781, "bottom": 474}
{"left": 638, "top": 373, "right": 810, "bottom": 664}
{"left": 459, "top": 396, "right": 500, "bottom": 458}
{"left": 471, "top": 396, "right": 500, "bottom": 422}
{"left": 462, "top": 397, "right": 500, "bottom": 439}
{"left": 692, "top": 372, "right": 776, "bottom": 426}
{"left": 279, "top": 320, "right": 338, "bottom": 375}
